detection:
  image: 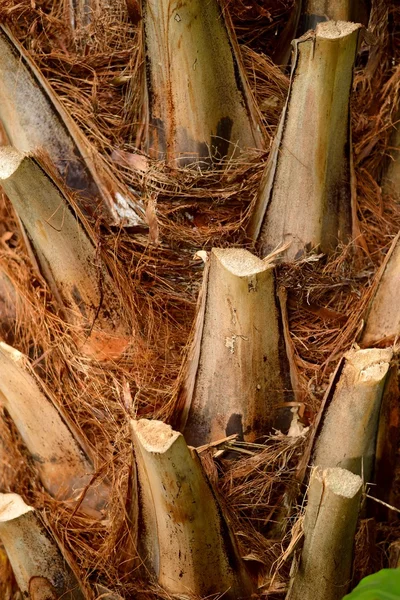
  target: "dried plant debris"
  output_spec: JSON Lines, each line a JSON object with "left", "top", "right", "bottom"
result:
{"left": 0, "top": 0, "right": 397, "bottom": 599}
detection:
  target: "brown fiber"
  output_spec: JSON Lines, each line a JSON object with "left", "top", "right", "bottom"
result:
{"left": 0, "top": 0, "right": 398, "bottom": 598}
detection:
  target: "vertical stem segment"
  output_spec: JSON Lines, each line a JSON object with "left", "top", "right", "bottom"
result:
{"left": 0, "top": 342, "right": 109, "bottom": 519}
{"left": 249, "top": 21, "right": 361, "bottom": 261}
{"left": 142, "top": 0, "right": 264, "bottom": 165}
{"left": 360, "top": 232, "right": 400, "bottom": 347}
{"left": 131, "top": 419, "right": 253, "bottom": 599}
{"left": 0, "top": 271, "right": 19, "bottom": 343}
{"left": 0, "top": 147, "right": 130, "bottom": 360}
{"left": 286, "top": 467, "right": 362, "bottom": 600}
{"left": 0, "top": 493, "right": 85, "bottom": 599}
{"left": 180, "top": 249, "right": 295, "bottom": 446}
{"left": 312, "top": 347, "right": 393, "bottom": 482}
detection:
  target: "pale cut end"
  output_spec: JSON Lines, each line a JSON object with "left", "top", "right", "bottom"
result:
{"left": 0, "top": 493, "right": 34, "bottom": 522}
{"left": 316, "top": 20, "right": 362, "bottom": 38}
{"left": 0, "top": 146, "right": 24, "bottom": 180}
{"left": 322, "top": 468, "right": 363, "bottom": 498}
{"left": 0, "top": 341, "right": 25, "bottom": 365}
{"left": 212, "top": 248, "right": 272, "bottom": 277}
{"left": 345, "top": 347, "right": 392, "bottom": 382}
{"left": 131, "top": 419, "right": 181, "bottom": 453}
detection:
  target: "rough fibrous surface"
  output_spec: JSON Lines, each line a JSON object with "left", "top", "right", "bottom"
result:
{"left": 0, "top": 0, "right": 398, "bottom": 598}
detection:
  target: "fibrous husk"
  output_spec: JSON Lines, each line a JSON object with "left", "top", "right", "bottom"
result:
{"left": 382, "top": 110, "right": 400, "bottom": 198}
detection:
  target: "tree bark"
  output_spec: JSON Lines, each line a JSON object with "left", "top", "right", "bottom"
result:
{"left": 0, "top": 25, "right": 141, "bottom": 226}
{"left": 180, "top": 248, "right": 296, "bottom": 446}
{"left": 0, "top": 341, "right": 109, "bottom": 519}
{"left": 0, "top": 493, "right": 85, "bottom": 599}
{"left": 312, "top": 347, "right": 392, "bottom": 482}
{"left": 131, "top": 419, "right": 254, "bottom": 599}
{"left": 360, "top": 232, "right": 400, "bottom": 347}
{"left": 142, "top": 0, "right": 264, "bottom": 165}
{"left": 286, "top": 467, "right": 362, "bottom": 600}
{"left": 248, "top": 21, "right": 361, "bottom": 261}
{"left": 0, "top": 147, "right": 130, "bottom": 360}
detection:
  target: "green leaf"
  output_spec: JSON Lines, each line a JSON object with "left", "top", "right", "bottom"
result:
{"left": 343, "top": 569, "right": 400, "bottom": 599}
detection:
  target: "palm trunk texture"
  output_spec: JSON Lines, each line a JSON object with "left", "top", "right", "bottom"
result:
{"left": 0, "top": 1, "right": 398, "bottom": 599}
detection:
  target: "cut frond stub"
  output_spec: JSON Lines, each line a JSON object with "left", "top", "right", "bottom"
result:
{"left": 0, "top": 493, "right": 85, "bottom": 599}
{"left": 0, "top": 25, "right": 142, "bottom": 226}
{"left": 131, "top": 419, "right": 254, "bottom": 598}
{"left": 313, "top": 347, "right": 393, "bottom": 482}
{"left": 360, "top": 232, "right": 400, "bottom": 348}
{"left": 0, "top": 147, "right": 130, "bottom": 360}
{"left": 142, "top": 0, "right": 264, "bottom": 166}
{"left": 286, "top": 467, "right": 362, "bottom": 600}
{"left": 249, "top": 21, "right": 362, "bottom": 261}
{"left": 180, "top": 248, "right": 296, "bottom": 446}
{"left": 0, "top": 342, "right": 109, "bottom": 519}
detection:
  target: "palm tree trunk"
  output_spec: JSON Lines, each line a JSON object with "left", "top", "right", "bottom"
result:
{"left": 0, "top": 1, "right": 397, "bottom": 599}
